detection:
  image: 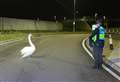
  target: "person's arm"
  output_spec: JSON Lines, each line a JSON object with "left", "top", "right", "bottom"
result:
{"left": 90, "top": 28, "right": 98, "bottom": 38}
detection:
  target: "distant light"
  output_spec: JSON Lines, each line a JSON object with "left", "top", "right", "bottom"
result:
{"left": 64, "top": 17, "right": 66, "bottom": 20}
{"left": 54, "top": 16, "right": 56, "bottom": 20}
{"left": 103, "top": 16, "right": 106, "bottom": 20}
{"left": 95, "top": 13, "right": 98, "bottom": 17}
{"left": 80, "top": 16, "right": 86, "bottom": 21}
{"left": 76, "top": 11, "right": 79, "bottom": 14}
{"left": 73, "top": 21, "right": 75, "bottom": 25}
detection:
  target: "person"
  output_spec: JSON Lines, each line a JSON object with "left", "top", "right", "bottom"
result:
{"left": 90, "top": 19, "right": 105, "bottom": 69}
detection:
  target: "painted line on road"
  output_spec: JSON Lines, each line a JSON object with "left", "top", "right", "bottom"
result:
{"left": 0, "top": 35, "right": 50, "bottom": 46}
{"left": 82, "top": 38, "right": 120, "bottom": 81}
{"left": 0, "top": 39, "right": 23, "bottom": 46}
{"left": 82, "top": 38, "right": 94, "bottom": 59}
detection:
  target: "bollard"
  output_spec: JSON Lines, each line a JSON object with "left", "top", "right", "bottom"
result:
{"left": 109, "top": 34, "right": 114, "bottom": 50}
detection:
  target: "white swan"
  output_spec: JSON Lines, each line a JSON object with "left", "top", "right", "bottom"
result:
{"left": 20, "top": 33, "right": 36, "bottom": 58}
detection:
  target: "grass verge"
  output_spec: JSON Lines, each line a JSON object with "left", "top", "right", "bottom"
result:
{"left": 0, "top": 32, "right": 26, "bottom": 42}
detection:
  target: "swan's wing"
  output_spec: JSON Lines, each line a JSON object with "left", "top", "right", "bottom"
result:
{"left": 22, "top": 54, "right": 31, "bottom": 58}
{"left": 20, "top": 47, "right": 30, "bottom": 55}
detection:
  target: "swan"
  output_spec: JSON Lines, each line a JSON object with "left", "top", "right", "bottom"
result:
{"left": 20, "top": 33, "right": 36, "bottom": 58}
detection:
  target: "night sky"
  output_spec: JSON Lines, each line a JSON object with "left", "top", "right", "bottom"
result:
{"left": 0, "top": 0, "right": 120, "bottom": 20}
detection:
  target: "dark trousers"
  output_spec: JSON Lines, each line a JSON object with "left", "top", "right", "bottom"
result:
{"left": 93, "top": 44, "right": 103, "bottom": 69}
{"left": 89, "top": 37, "right": 93, "bottom": 47}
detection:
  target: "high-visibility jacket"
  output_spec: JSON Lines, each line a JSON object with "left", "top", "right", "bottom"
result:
{"left": 99, "top": 26, "right": 105, "bottom": 40}
{"left": 91, "top": 25, "right": 105, "bottom": 48}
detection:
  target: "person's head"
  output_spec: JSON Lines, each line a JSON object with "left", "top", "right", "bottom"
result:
{"left": 96, "top": 15, "right": 104, "bottom": 26}
{"left": 96, "top": 20, "right": 101, "bottom": 25}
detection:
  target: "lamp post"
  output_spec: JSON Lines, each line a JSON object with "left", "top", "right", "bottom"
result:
{"left": 0, "top": 17, "right": 1, "bottom": 33}
{"left": 73, "top": 0, "right": 76, "bottom": 32}
{"left": 1, "top": 17, "right": 4, "bottom": 34}
{"left": 54, "top": 16, "right": 57, "bottom": 23}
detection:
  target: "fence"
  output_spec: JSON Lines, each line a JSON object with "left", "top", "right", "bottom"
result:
{"left": 0, "top": 17, "right": 63, "bottom": 32}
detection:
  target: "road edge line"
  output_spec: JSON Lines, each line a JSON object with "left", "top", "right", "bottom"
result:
{"left": 82, "top": 38, "right": 120, "bottom": 81}
{"left": 0, "top": 39, "right": 23, "bottom": 46}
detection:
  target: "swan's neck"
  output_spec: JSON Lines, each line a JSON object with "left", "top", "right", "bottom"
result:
{"left": 28, "top": 35, "right": 35, "bottom": 48}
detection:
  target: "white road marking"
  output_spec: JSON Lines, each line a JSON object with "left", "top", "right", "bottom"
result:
{"left": 0, "top": 39, "right": 23, "bottom": 46}
{"left": 82, "top": 38, "right": 94, "bottom": 59}
{"left": 82, "top": 38, "right": 120, "bottom": 81}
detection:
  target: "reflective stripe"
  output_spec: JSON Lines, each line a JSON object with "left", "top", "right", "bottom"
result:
{"left": 92, "top": 34, "right": 104, "bottom": 42}
{"left": 99, "top": 26, "right": 105, "bottom": 40}
{"left": 99, "top": 34, "right": 105, "bottom": 39}
{"left": 92, "top": 35, "right": 97, "bottom": 42}
{"left": 92, "top": 26, "right": 105, "bottom": 42}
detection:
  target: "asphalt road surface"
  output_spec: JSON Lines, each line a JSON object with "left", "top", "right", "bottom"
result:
{"left": 0, "top": 34, "right": 119, "bottom": 82}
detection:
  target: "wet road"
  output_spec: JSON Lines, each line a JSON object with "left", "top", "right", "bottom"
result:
{"left": 0, "top": 34, "right": 119, "bottom": 82}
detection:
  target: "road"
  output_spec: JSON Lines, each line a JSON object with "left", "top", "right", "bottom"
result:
{"left": 0, "top": 34, "right": 119, "bottom": 82}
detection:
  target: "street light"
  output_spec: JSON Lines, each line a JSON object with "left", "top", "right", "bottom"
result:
{"left": 54, "top": 16, "right": 57, "bottom": 23}
{"left": 73, "top": 0, "right": 76, "bottom": 32}
{"left": 64, "top": 17, "right": 66, "bottom": 20}
{"left": 95, "top": 13, "right": 98, "bottom": 18}
{"left": 94, "top": 13, "right": 98, "bottom": 21}
{"left": 1, "top": 17, "right": 4, "bottom": 34}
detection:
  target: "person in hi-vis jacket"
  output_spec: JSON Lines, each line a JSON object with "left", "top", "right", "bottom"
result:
{"left": 90, "top": 19, "right": 105, "bottom": 69}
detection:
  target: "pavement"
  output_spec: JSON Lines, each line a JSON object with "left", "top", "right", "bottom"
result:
{"left": 0, "top": 34, "right": 119, "bottom": 82}
{"left": 84, "top": 36, "right": 120, "bottom": 80}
